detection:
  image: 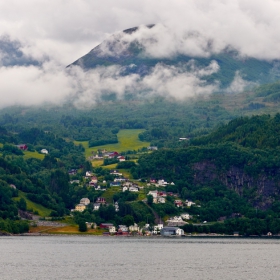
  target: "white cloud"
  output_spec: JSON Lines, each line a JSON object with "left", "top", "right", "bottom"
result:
{"left": 1, "top": 0, "right": 280, "bottom": 108}
{"left": 225, "top": 71, "right": 257, "bottom": 94}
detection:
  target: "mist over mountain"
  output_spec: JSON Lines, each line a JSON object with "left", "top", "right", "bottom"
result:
{"left": 69, "top": 24, "right": 280, "bottom": 93}
{"left": 0, "top": 36, "right": 41, "bottom": 67}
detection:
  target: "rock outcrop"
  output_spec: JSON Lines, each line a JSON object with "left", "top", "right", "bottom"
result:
{"left": 192, "top": 161, "right": 280, "bottom": 209}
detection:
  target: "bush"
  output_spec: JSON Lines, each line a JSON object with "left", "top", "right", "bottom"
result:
{"left": 78, "top": 221, "right": 87, "bottom": 232}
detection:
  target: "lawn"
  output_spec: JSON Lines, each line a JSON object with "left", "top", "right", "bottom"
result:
{"left": 102, "top": 186, "right": 121, "bottom": 203}
{"left": 23, "top": 150, "right": 44, "bottom": 160}
{"left": 75, "top": 129, "right": 150, "bottom": 158}
{"left": 14, "top": 191, "right": 52, "bottom": 217}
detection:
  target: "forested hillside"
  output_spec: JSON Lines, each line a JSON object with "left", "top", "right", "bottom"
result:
{"left": 134, "top": 114, "right": 280, "bottom": 212}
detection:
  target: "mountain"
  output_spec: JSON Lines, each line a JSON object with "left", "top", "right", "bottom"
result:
{"left": 69, "top": 24, "right": 280, "bottom": 88}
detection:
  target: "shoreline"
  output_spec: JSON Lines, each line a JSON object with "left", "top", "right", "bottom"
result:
{"left": 5, "top": 233, "right": 280, "bottom": 239}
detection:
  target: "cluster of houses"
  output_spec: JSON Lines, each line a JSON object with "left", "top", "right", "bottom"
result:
{"left": 73, "top": 196, "right": 120, "bottom": 212}
{"left": 89, "top": 150, "right": 126, "bottom": 162}
{"left": 100, "top": 222, "right": 184, "bottom": 236}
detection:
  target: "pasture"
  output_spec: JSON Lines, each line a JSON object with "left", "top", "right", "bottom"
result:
{"left": 14, "top": 191, "right": 52, "bottom": 217}
{"left": 75, "top": 129, "right": 150, "bottom": 158}
{"left": 23, "top": 150, "right": 45, "bottom": 160}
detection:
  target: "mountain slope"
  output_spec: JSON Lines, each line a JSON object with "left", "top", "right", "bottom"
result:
{"left": 69, "top": 24, "right": 280, "bottom": 88}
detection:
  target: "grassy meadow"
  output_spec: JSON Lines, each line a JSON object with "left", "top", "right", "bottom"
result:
{"left": 75, "top": 129, "right": 150, "bottom": 158}
{"left": 14, "top": 191, "right": 52, "bottom": 217}
{"left": 23, "top": 150, "right": 45, "bottom": 160}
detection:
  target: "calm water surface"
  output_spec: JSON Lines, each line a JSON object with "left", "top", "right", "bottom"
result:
{"left": 0, "top": 236, "right": 279, "bottom": 280}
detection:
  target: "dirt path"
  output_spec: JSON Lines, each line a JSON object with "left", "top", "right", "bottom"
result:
{"left": 144, "top": 202, "right": 160, "bottom": 224}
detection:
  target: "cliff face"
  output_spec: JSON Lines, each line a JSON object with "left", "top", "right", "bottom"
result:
{"left": 192, "top": 161, "right": 280, "bottom": 209}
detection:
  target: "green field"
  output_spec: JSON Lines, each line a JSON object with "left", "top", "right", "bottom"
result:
{"left": 23, "top": 150, "right": 45, "bottom": 160}
{"left": 75, "top": 129, "right": 150, "bottom": 157}
{"left": 14, "top": 191, "right": 52, "bottom": 217}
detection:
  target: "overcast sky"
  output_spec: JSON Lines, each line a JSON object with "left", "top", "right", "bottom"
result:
{"left": 1, "top": 0, "right": 280, "bottom": 108}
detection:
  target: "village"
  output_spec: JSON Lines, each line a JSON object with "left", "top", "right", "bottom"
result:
{"left": 69, "top": 150, "right": 201, "bottom": 236}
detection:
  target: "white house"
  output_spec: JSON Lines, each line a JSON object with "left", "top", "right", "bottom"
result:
{"left": 158, "top": 179, "right": 168, "bottom": 186}
{"left": 108, "top": 226, "right": 116, "bottom": 234}
{"left": 41, "top": 149, "right": 48, "bottom": 154}
{"left": 85, "top": 171, "right": 93, "bottom": 177}
{"left": 186, "top": 200, "right": 196, "bottom": 207}
{"left": 176, "top": 228, "right": 185, "bottom": 236}
{"left": 129, "top": 186, "right": 139, "bottom": 192}
{"left": 158, "top": 197, "right": 166, "bottom": 203}
{"left": 153, "top": 224, "right": 164, "bottom": 234}
{"left": 181, "top": 213, "right": 191, "bottom": 220}
{"left": 117, "top": 156, "right": 126, "bottom": 162}
{"left": 166, "top": 216, "right": 187, "bottom": 226}
{"left": 110, "top": 170, "right": 123, "bottom": 176}
{"left": 148, "top": 190, "right": 158, "bottom": 198}
{"left": 114, "top": 202, "right": 119, "bottom": 212}
{"left": 122, "top": 186, "right": 128, "bottom": 192}
{"left": 119, "top": 225, "right": 129, "bottom": 232}
{"left": 80, "top": 198, "right": 90, "bottom": 205}
{"left": 93, "top": 203, "right": 101, "bottom": 211}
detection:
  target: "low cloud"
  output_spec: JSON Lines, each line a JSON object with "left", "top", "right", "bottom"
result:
{"left": 225, "top": 71, "right": 258, "bottom": 94}
{"left": 0, "top": 60, "right": 220, "bottom": 109}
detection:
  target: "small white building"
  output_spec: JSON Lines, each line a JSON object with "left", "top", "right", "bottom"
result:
{"left": 186, "top": 200, "right": 196, "bottom": 207}
{"left": 148, "top": 190, "right": 158, "bottom": 198}
{"left": 181, "top": 213, "right": 190, "bottom": 220}
{"left": 41, "top": 149, "right": 48, "bottom": 154}
{"left": 153, "top": 224, "right": 164, "bottom": 234}
{"left": 93, "top": 203, "right": 101, "bottom": 211}
{"left": 109, "top": 226, "right": 116, "bottom": 234}
{"left": 158, "top": 197, "right": 166, "bottom": 203}
{"left": 119, "top": 225, "right": 129, "bottom": 232}
{"left": 85, "top": 171, "right": 93, "bottom": 177}
{"left": 129, "top": 186, "right": 139, "bottom": 192}
{"left": 176, "top": 228, "right": 185, "bottom": 236}
{"left": 117, "top": 156, "right": 126, "bottom": 162}
{"left": 158, "top": 179, "right": 168, "bottom": 186}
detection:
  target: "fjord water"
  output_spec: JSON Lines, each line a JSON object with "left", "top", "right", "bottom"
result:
{"left": 1, "top": 236, "right": 279, "bottom": 280}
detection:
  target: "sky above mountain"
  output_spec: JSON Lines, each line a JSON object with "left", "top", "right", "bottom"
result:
{"left": 1, "top": 0, "right": 280, "bottom": 108}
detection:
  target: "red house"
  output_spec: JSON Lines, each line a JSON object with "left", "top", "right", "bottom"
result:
{"left": 96, "top": 197, "right": 106, "bottom": 204}
{"left": 16, "top": 144, "right": 28, "bottom": 150}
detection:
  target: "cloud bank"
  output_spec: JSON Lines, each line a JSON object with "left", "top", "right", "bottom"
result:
{"left": 1, "top": 0, "right": 280, "bottom": 108}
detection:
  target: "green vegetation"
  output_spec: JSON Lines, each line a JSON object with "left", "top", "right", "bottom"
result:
{"left": 76, "top": 129, "right": 150, "bottom": 157}
{"left": 14, "top": 191, "right": 52, "bottom": 217}
{"left": 23, "top": 150, "right": 44, "bottom": 160}
{"left": 2, "top": 79, "right": 280, "bottom": 234}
